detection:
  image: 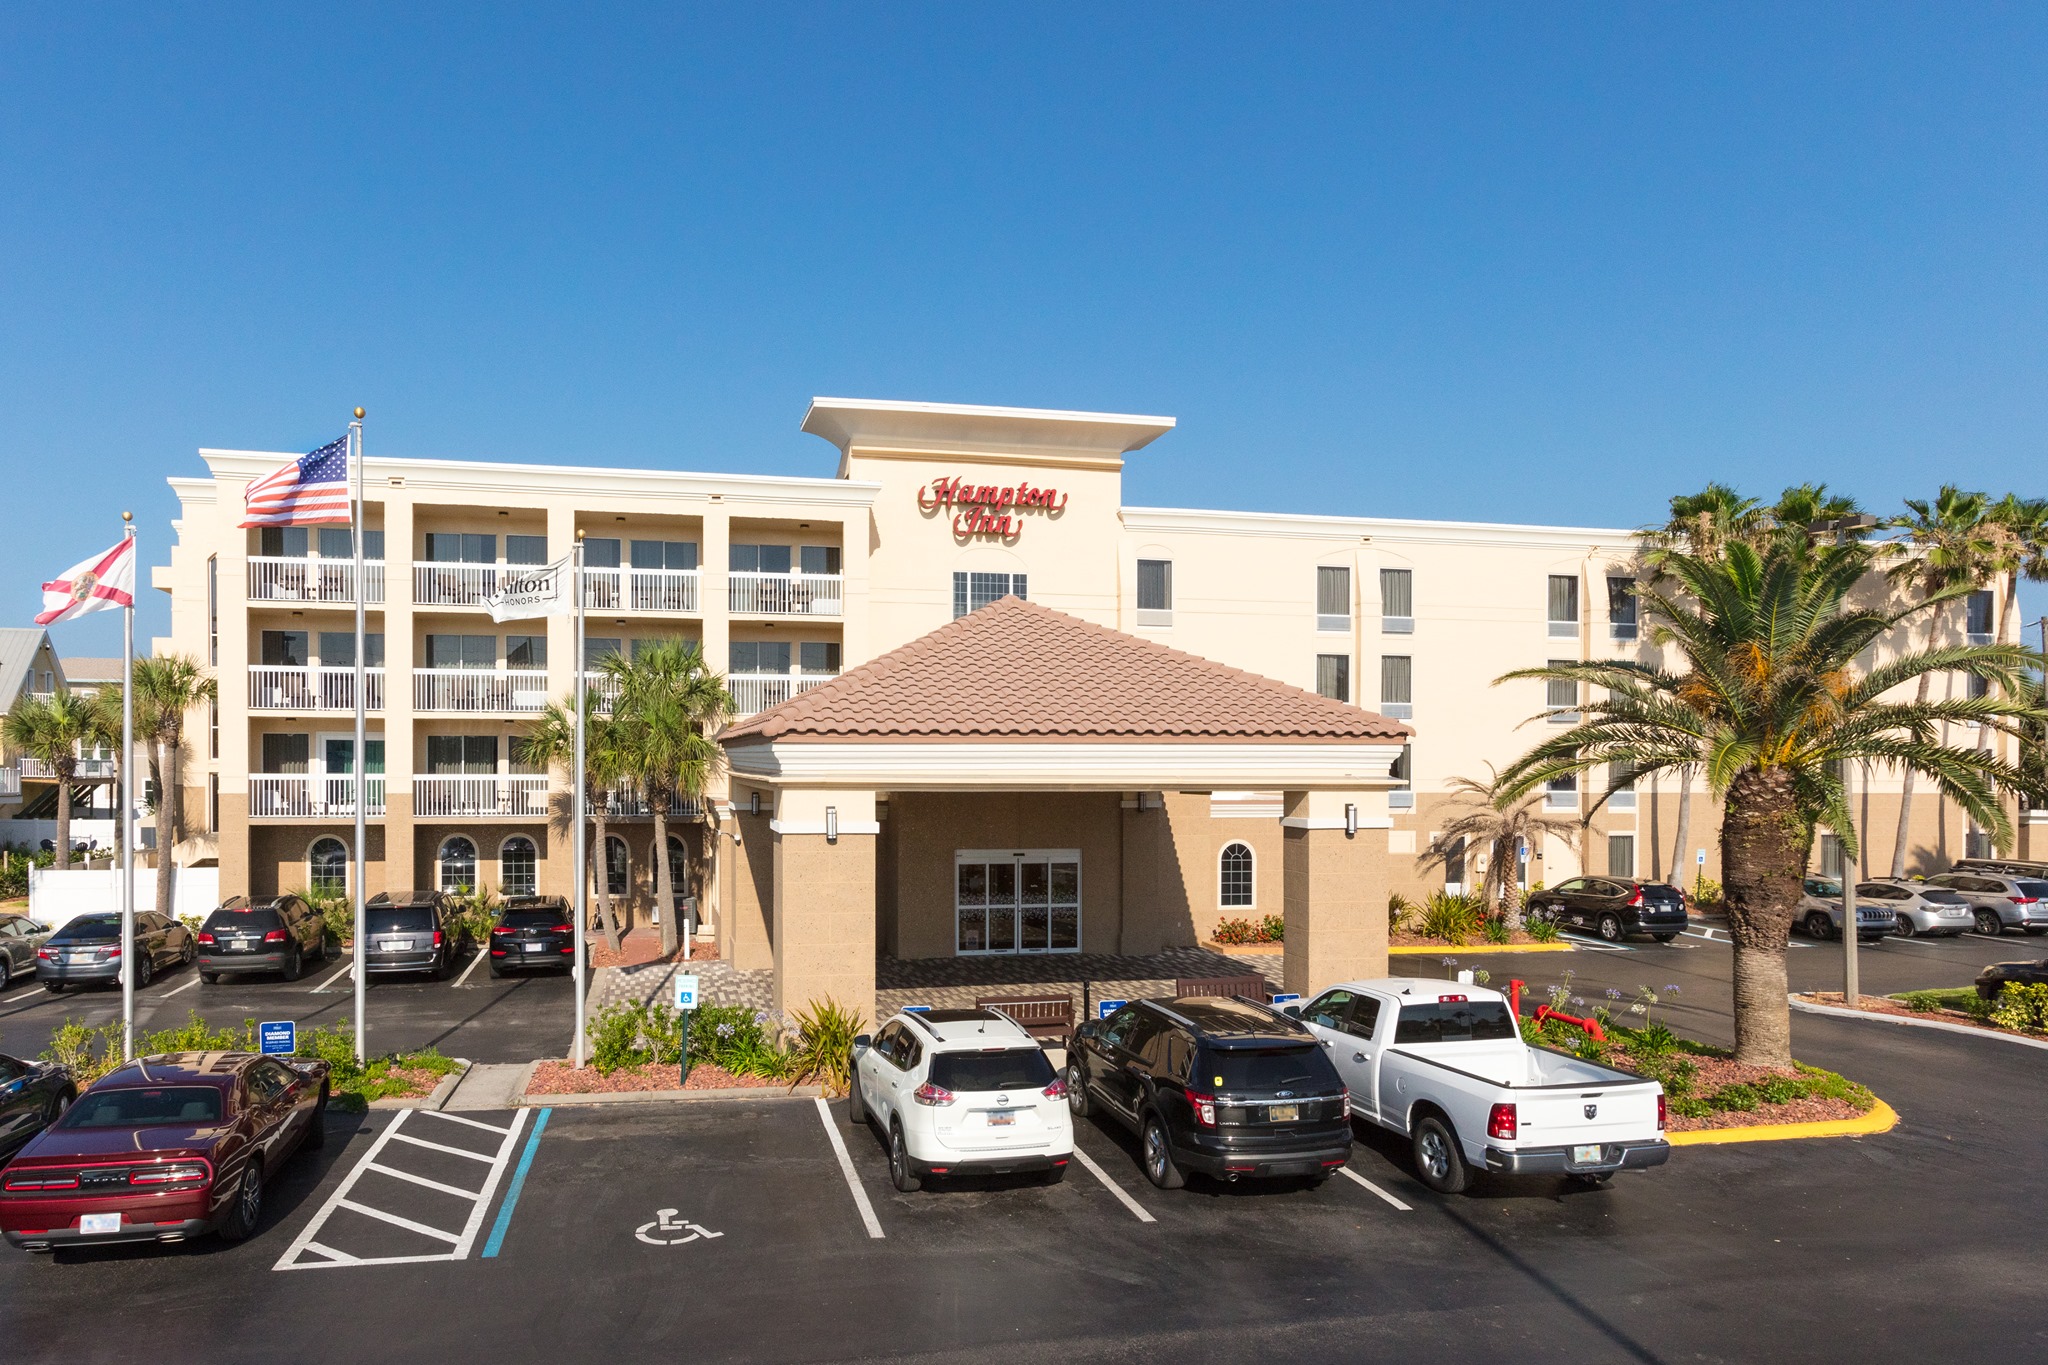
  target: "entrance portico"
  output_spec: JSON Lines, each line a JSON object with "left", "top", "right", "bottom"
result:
{"left": 717, "top": 595, "right": 1410, "bottom": 1027}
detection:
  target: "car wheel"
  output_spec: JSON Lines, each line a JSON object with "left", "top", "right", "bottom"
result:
{"left": 136, "top": 954, "right": 153, "bottom": 989}
{"left": 2026, "top": 927, "right": 2048, "bottom": 937}
{"left": 1652, "top": 933, "right": 1678, "bottom": 944}
{"left": 218, "top": 1161, "right": 264, "bottom": 1242}
{"left": 1412, "top": 1112, "right": 1471, "bottom": 1195}
{"left": 1040, "top": 1162, "right": 1068, "bottom": 1186}
{"left": 282, "top": 945, "right": 303, "bottom": 982}
{"left": 1893, "top": 914, "right": 1915, "bottom": 939}
{"left": 45, "top": 1089, "right": 73, "bottom": 1126}
{"left": 888, "top": 1121, "right": 921, "bottom": 1193}
{"left": 488, "top": 959, "right": 505, "bottom": 978}
{"left": 303, "top": 1086, "right": 329, "bottom": 1152}
{"left": 1975, "top": 909, "right": 2004, "bottom": 936}
{"left": 181, "top": 940, "right": 196, "bottom": 967}
{"left": 43, "top": 981, "right": 64, "bottom": 995}
{"left": 201, "top": 971, "right": 220, "bottom": 985}
{"left": 1141, "top": 1112, "right": 1185, "bottom": 1190}
{"left": 1804, "top": 912, "right": 1834, "bottom": 941}
{"left": 1597, "top": 914, "right": 1624, "bottom": 943}
{"left": 1066, "top": 1064, "right": 1091, "bottom": 1118}
{"left": 847, "top": 1067, "right": 867, "bottom": 1127}
{"left": 0, "top": 959, "right": 9, "bottom": 992}
{"left": 434, "top": 951, "right": 455, "bottom": 982}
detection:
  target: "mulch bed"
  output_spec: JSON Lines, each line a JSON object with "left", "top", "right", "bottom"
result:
{"left": 584, "top": 931, "right": 720, "bottom": 971}
{"left": 1797, "top": 990, "right": 2040, "bottom": 1040}
{"left": 1596, "top": 1040, "right": 1872, "bottom": 1131}
{"left": 525, "top": 1059, "right": 784, "bottom": 1095}
{"left": 376, "top": 1066, "right": 452, "bottom": 1100}
{"left": 1391, "top": 930, "right": 1551, "bottom": 949}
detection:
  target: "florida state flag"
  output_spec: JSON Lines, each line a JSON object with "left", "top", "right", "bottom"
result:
{"left": 37, "top": 536, "right": 136, "bottom": 625}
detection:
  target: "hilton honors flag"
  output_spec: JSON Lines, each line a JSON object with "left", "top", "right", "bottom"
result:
{"left": 36, "top": 536, "right": 137, "bottom": 625}
{"left": 240, "top": 434, "right": 353, "bottom": 527}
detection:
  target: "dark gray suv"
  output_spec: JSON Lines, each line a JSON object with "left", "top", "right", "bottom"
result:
{"left": 362, "top": 891, "right": 467, "bottom": 979}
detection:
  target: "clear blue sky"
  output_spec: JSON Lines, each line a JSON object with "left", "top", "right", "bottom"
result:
{"left": 4, "top": 4, "right": 2045, "bottom": 655}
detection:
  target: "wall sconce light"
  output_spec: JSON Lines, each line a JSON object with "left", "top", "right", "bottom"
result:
{"left": 825, "top": 806, "right": 838, "bottom": 844}
{"left": 1344, "top": 803, "right": 1358, "bottom": 837}
{"left": 749, "top": 790, "right": 761, "bottom": 817}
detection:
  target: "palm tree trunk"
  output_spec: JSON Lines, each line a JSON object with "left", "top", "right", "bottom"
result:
{"left": 652, "top": 794, "right": 679, "bottom": 959}
{"left": 54, "top": 766, "right": 73, "bottom": 870}
{"left": 1721, "top": 767, "right": 1805, "bottom": 1067}
{"left": 1669, "top": 767, "right": 1694, "bottom": 892}
{"left": 150, "top": 742, "right": 176, "bottom": 921}
{"left": 1890, "top": 672, "right": 1932, "bottom": 877}
{"left": 590, "top": 794, "right": 623, "bottom": 953}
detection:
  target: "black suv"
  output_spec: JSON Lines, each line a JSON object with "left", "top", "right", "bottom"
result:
{"left": 363, "top": 891, "right": 467, "bottom": 979}
{"left": 197, "top": 895, "right": 330, "bottom": 982}
{"left": 487, "top": 896, "right": 575, "bottom": 976}
{"left": 1525, "top": 877, "right": 1688, "bottom": 943}
{"left": 1067, "top": 996, "right": 1350, "bottom": 1189}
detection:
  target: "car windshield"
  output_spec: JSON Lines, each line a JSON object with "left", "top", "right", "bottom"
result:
{"left": 499, "top": 908, "right": 569, "bottom": 928}
{"left": 203, "top": 907, "right": 284, "bottom": 932}
{"left": 1393, "top": 1000, "right": 1519, "bottom": 1044}
{"left": 61, "top": 1086, "right": 222, "bottom": 1127}
{"left": 927, "top": 1049, "right": 1055, "bottom": 1092}
{"left": 48, "top": 916, "right": 120, "bottom": 943}
{"left": 367, "top": 906, "right": 436, "bottom": 935}
{"left": 1806, "top": 878, "right": 1843, "bottom": 897}
{"left": 1200, "top": 1045, "right": 1338, "bottom": 1093}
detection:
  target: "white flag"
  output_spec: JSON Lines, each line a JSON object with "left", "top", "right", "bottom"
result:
{"left": 37, "top": 536, "right": 136, "bottom": 625}
{"left": 484, "top": 558, "right": 574, "bottom": 622}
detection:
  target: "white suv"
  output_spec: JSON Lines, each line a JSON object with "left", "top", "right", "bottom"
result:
{"left": 849, "top": 1008, "right": 1073, "bottom": 1192}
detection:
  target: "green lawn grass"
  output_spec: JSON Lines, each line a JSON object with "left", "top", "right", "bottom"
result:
{"left": 1887, "top": 986, "right": 1981, "bottom": 1011}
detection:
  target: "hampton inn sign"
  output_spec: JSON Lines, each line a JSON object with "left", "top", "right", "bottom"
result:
{"left": 917, "top": 474, "right": 1070, "bottom": 542}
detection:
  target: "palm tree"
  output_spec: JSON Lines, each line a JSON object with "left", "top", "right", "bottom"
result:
{"left": 1884, "top": 487, "right": 2004, "bottom": 875}
{"left": 132, "top": 656, "right": 217, "bottom": 923}
{"left": 520, "top": 690, "right": 630, "bottom": 953}
{"left": 1494, "top": 534, "right": 2044, "bottom": 1067}
{"left": 3, "top": 690, "right": 97, "bottom": 868}
{"left": 85, "top": 684, "right": 126, "bottom": 864}
{"left": 604, "top": 642, "right": 733, "bottom": 959}
{"left": 1415, "top": 768, "right": 1582, "bottom": 924}
{"left": 1642, "top": 483, "right": 1763, "bottom": 566}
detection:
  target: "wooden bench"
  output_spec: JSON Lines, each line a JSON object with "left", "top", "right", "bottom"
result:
{"left": 976, "top": 994, "right": 1076, "bottom": 1048}
{"left": 1173, "top": 974, "right": 1272, "bottom": 1003}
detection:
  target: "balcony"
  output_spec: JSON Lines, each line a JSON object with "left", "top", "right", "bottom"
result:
{"left": 601, "top": 785, "right": 704, "bottom": 819}
{"left": 413, "top": 562, "right": 500, "bottom": 607}
{"left": 413, "top": 775, "right": 550, "bottom": 818}
{"left": 727, "top": 672, "right": 833, "bottom": 716}
{"left": 248, "top": 556, "right": 385, "bottom": 605}
{"left": 414, "top": 669, "right": 549, "bottom": 713}
{"left": 20, "top": 756, "right": 118, "bottom": 780}
{"left": 582, "top": 567, "right": 701, "bottom": 614}
{"left": 249, "top": 774, "right": 387, "bottom": 818}
{"left": 248, "top": 665, "right": 385, "bottom": 712}
{"left": 0, "top": 767, "right": 18, "bottom": 800}
{"left": 728, "top": 571, "right": 843, "bottom": 617}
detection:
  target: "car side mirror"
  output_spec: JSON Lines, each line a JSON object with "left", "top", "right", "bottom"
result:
{"left": 1076, "top": 1021, "right": 1099, "bottom": 1040}
{"left": 851, "top": 1034, "right": 871, "bottom": 1051}
{"left": 1281, "top": 1005, "right": 1303, "bottom": 1019}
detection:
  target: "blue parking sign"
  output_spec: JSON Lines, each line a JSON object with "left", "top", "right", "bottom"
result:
{"left": 259, "top": 1021, "right": 296, "bottom": 1056}
{"left": 1269, "top": 993, "right": 1302, "bottom": 1006}
{"left": 1096, "top": 999, "right": 1127, "bottom": 1019}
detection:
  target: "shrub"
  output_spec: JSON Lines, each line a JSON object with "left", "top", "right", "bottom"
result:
{"left": 1524, "top": 914, "right": 1561, "bottom": 943}
{"left": 1990, "top": 982, "right": 2048, "bottom": 1033}
{"left": 0, "top": 845, "right": 55, "bottom": 900}
{"left": 1480, "top": 915, "right": 1511, "bottom": 945}
{"left": 1213, "top": 917, "right": 1258, "bottom": 945}
{"left": 1903, "top": 991, "right": 1943, "bottom": 1013}
{"left": 1258, "top": 913, "right": 1285, "bottom": 942}
{"left": 1388, "top": 892, "right": 1416, "bottom": 936}
{"left": 1629, "top": 1021, "right": 1679, "bottom": 1058}
{"left": 786, "top": 997, "right": 866, "bottom": 1096}
{"left": 1692, "top": 875, "right": 1724, "bottom": 907}
{"left": 1417, "top": 891, "right": 1483, "bottom": 945}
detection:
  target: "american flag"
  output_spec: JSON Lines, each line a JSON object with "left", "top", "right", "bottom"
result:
{"left": 239, "top": 435, "right": 352, "bottom": 527}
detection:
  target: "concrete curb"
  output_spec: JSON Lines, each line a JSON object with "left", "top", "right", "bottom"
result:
{"left": 1790, "top": 994, "right": 2048, "bottom": 1052}
{"left": 1667, "top": 1098, "right": 1900, "bottom": 1146}
{"left": 519, "top": 1082, "right": 825, "bottom": 1107}
{"left": 368, "top": 1059, "right": 471, "bottom": 1111}
{"left": 1389, "top": 942, "right": 1576, "bottom": 955}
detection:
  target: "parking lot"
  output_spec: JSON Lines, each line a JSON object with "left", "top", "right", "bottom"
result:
{"left": 0, "top": 918, "right": 2044, "bottom": 1362}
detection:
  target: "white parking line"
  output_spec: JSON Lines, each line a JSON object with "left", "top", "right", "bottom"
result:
{"left": 0, "top": 987, "right": 40, "bottom": 1004}
{"left": 1069, "top": 1146, "right": 1157, "bottom": 1223}
{"left": 812, "top": 1097, "right": 885, "bottom": 1239}
{"left": 1559, "top": 934, "right": 1635, "bottom": 953}
{"left": 1337, "top": 1166, "right": 1412, "bottom": 1211}
{"left": 158, "top": 978, "right": 200, "bottom": 999}
{"left": 310, "top": 960, "right": 355, "bottom": 993}
{"left": 451, "top": 948, "right": 489, "bottom": 989}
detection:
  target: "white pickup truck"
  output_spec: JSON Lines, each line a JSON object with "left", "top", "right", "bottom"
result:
{"left": 1281, "top": 977, "right": 1670, "bottom": 1193}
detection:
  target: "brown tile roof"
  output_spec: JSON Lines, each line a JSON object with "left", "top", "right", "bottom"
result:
{"left": 722, "top": 596, "right": 1411, "bottom": 745}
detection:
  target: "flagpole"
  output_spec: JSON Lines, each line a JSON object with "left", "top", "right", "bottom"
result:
{"left": 120, "top": 512, "right": 136, "bottom": 1063}
{"left": 351, "top": 408, "right": 367, "bottom": 1067}
{"left": 572, "top": 532, "right": 588, "bottom": 1069}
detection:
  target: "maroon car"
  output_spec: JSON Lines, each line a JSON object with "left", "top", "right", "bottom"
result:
{"left": 0, "top": 1051, "right": 329, "bottom": 1251}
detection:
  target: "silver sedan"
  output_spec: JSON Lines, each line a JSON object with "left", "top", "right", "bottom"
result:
{"left": 1862, "top": 880, "right": 1973, "bottom": 938}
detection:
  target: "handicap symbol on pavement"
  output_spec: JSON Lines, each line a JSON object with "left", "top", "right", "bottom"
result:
{"left": 635, "top": 1209, "right": 726, "bottom": 1247}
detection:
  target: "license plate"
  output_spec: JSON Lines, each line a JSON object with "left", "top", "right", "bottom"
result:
{"left": 382, "top": 938, "right": 413, "bottom": 951}
{"left": 1270, "top": 1104, "right": 1300, "bottom": 1123}
{"left": 80, "top": 1213, "right": 121, "bottom": 1235}
{"left": 228, "top": 939, "right": 255, "bottom": 952}
{"left": 986, "top": 1111, "right": 1015, "bottom": 1127}
{"left": 1572, "top": 1144, "right": 1604, "bottom": 1164}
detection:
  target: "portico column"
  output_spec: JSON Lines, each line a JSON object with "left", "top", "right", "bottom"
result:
{"left": 770, "top": 788, "right": 878, "bottom": 1032}
{"left": 1281, "top": 790, "right": 1390, "bottom": 996}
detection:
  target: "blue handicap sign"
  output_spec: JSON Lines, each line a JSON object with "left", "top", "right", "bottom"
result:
{"left": 1269, "top": 993, "right": 1303, "bottom": 1006}
{"left": 1096, "top": 999, "right": 1128, "bottom": 1019}
{"left": 901, "top": 1004, "right": 932, "bottom": 1013}
{"left": 259, "top": 1021, "right": 296, "bottom": 1056}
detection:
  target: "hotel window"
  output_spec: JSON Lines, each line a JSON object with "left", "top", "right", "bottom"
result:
{"left": 309, "top": 838, "right": 348, "bottom": 897}
{"left": 1608, "top": 834, "right": 1637, "bottom": 879}
{"left": 1316, "top": 566, "right": 1351, "bottom": 633}
{"left": 506, "top": 535, "right": 548, "bottom": 566}
{"left": 1608, "top": 576, "right": 1638, "bottom": 640}
{"left": 730, "top": 543, "right": 791, "bottom": 574}
{"left": 1388, "top": 743, "right": 1414, "bottom": 810}
{"left": 1315, "top": 654, "right": 1350, "bottom": 703}
{"left": 1380, "top": 568, "right": 1413, "bottom": 634}
{"left": 260, "top": 527, "right": 310, "bottom": 558}
{"left": 320, "top": 527, "right": 383, "bottom": 559}
{"left": 209, "top": 700, "right": 218, "bottom": 759}
{"left": 584, "top": 636, "right": 623, "bottom": 668}
{"left": 1442, "top": 835, "right": 1467, "bottom": 889}
{"left": 1545, "top": 764, "right": 1579, "bottom": 810}
{"left": 260, "top": 630, "right": 309, "bottom": 667}
{"left": 730, "top": 640, "right": 792, "bottom": 675}
{"left": 1136, "top": 559, "right": 1173, "bottom": 627}
{"left": 1966, "top": 827, "right": 1994, "bottom": 860}
{"left": 1218, "top": 842, "right": 1254, "bottom": 908}
{"left": 1379, "top": 655, "right": 1413, "bottom": 719}
{"left": 500, "top": 836, "right": 538, "bottom": 897}
{"left": 1607, "top": 760, "right": 1638, "bottom": 810}
{"left": 427, "top": 735, "right": 498, "bottom": 775}
{"left": 438, "top": 837, "right": 478, "bottom": 893}
{"left": 1548, "top": 575, "right": 1580, "bottom": 637}
{"left": 604, "top": 835, "right": 630, "bottom": 896}
{"left": 506, "top": 635, "right": 547, "bottom": 669}
{"left": 1818, "top": 833, "right": 1843, "bottom": 879}
{"left": 319, "top": 632, "right": 385, "bottom": 667}
{"left": 261, "top": 733, "right": 310, "bottom": 775}
{"left": 1967, "top": 590, "right": 1994, "bottom": 644}
{"left": 1546, "top": 663, "right": 1579, "bottom": 722}
{"left": 632, "top": 540, "right": 699, "bottom": 571}
{"left": 799, "top": 641, "right": 841, "bottom": 675}
{"left": 206, "top": 555, "right": 218, "bottom": 665}
{"left": 425, "top": 635, "right": 496, "bottom": 669}
{"left": 799, "top": 545, "right": 841, "bottom": 576}
{"left": 952, "top": 572, "right": 1026, "bottom": 618}
{"left": 425, "top": 532, "right": 495, "bottom": 564}
{"left": 207, "top": 774, "right": 219, "bottom": 833}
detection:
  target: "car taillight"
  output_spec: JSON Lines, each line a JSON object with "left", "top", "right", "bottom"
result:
{"left": 2010, "top": 897, "right": 2031, "bottom": 906}
{"left": 196, "top": 931, "right": 215, "bottom": 945}
{"left": 552, "top": 924, "right": 572, "bottom": 934}
{"left": 1186, "top": 1090, "right": 1217, "bottom": 1127}
{"left": 491, "top": 926, "right": 516, "bottom": 936}
{"left": 263, "top": 929, "right": 287, "bottom": 943}
{"left": 911, "top": 1082, "right": 955, "bottom": 1107}
{"left": 1040, "top": 1076, "right": 1067, "bottom": 1101}
{"left": 129, "top": 1161, "right": 209, "bottom": 1186}
{"left": 1438, "top": 994, "right": 1467, "bottom": 1003}
{"left": 37, "top": 947, "right": 56, "bottom": 960}
{"left": 1487, "top": 1102, "right": 1518, "bottom": 1141}
{"left": 559, "top": 945, "right": 574, "bottom": 954}
{"left": 1628, "top": 887, "right": 1643, "bottom": 907}
{"left": 3, "top": 1171, "right": 80, "bottom": 1190}
{"left": 1657, "top": 1095, "right": 1667, "bottom": 1132}
{"left": 432, "top": 930, "right": 444, "bottom": 948}
{"left": 102, "top": 946, "right": 121, "bottom": 958}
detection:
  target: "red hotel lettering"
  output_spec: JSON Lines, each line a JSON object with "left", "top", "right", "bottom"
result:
{"left": 917, "top": 476, "right": 1068, "bottom": 541}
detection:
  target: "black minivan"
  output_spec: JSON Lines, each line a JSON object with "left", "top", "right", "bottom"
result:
{"left": 1067, "top": 996, "right": 1350, "bottom": 1189}
{"left": 363, "top": 891, "right": 467, "bottom": 980}
{"left": 196, "top": 895, "right": 329, "bottom": 982}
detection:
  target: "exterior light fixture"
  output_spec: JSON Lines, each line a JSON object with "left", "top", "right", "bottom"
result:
{"left": 1345, "top": 803, "right": 1358, "bottom": 837}
{"left": 825, "top": 806, "right": 838, "bottom": 844}
{"left": 749, "top": 790, "right": 760, "bottom": 816}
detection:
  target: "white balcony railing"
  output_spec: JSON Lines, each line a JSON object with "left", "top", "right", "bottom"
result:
{"left": 413, "top": 669, "right": 549, "bottom": 713}
{"left": 248, "top": 665, "right": 385, "bottom": 711}
{"left": 0, "top": 767, "right": 18, "bottom": 800}
{"left": 726, "top": 672, "right": 833, "bottom": 715}
{"left": 582, "top": 567, "right": 702, "bottom": 614}
{"left": 413, "top": 775, "right": 550, "bottom": 818}
{"left": 413, "top": 562, "right": 500, "bottom": 607}
{"left": 20, "top": 756, "right": 119, "bottom": 780}
{"left": 248, "top": 774, "right": 387, "bottom": 818}
{"left": 728, "top": 571, "right": 843, "bottom": 617}
{"left": 247, "top": 556, "right": 386, "bottom": 605}
{"left": 600, "top": 784, "right": 703, "bottom": 819}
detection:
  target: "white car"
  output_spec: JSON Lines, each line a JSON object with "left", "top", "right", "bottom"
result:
{"left": 849, "top": 1008, "right": 1073, "bottom": 1192}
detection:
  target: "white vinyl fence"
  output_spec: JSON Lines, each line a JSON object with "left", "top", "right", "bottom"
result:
{"left": 28, "top": 867, "right": 221, "bottom": 929}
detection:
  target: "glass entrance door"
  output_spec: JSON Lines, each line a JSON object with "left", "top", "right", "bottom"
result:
{"left": 955, "top": 850, "right": 1080, "bottom": 955}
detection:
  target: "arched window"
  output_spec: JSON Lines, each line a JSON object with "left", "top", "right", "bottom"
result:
{"left": 604, "top": 835, "right": 629, "bottom": 896}
{"left": 438, "top": 836, "right": 477, "bottom": 893}
{"left": 666, "top": 834, "right": 688, "bottom": 900}
{"left": 309, "top": 837, "right": 347, "bottom": 897}
{"left": 500, "top": 836, "right": 537, "bottom": 897}
{"left": 1219, "top": 842, "right": 1254, "bottom": 908}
